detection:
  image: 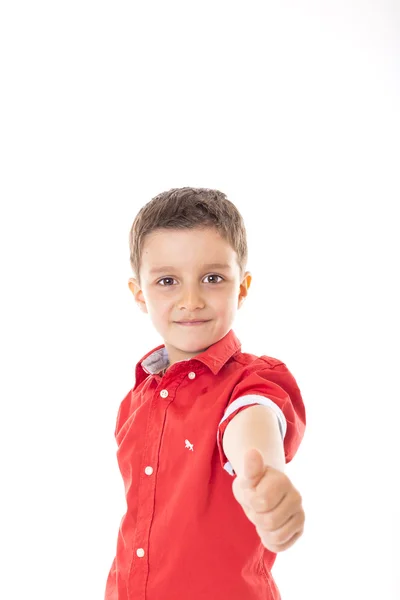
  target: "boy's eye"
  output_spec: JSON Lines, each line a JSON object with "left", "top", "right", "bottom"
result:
{"left": 157, "top": 277, "right": 176, "bottom": 286}
{"left": 203, "top": 274, "right": 223, "bottom": 283}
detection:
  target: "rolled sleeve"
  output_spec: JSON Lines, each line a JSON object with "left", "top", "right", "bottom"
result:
{"left": 217, "top": 359, "right": 306, "bottom": 476}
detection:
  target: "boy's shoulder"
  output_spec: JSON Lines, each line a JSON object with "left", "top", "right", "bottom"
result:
{"left": 226, "top": 352, "right": 298, "bottom": 390}
{"left": 227, "top": 350, "right": 298, "bottom": 392}
{"left": 230, "top": 349, "right": 286, "bottom": 373}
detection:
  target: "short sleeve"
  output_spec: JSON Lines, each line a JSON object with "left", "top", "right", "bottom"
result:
{"left": 114, "top": 388, "right": 134, "bottom": 441}
{"left": 217, "top": 359, "right": 306, "bottom": 476}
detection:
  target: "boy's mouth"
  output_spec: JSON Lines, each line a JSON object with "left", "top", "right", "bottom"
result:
{"left": 174, "top": 320, "right": 210, "bottom": 326}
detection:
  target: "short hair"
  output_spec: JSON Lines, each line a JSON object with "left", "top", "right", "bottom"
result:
{"left": 129, "top": 187, "right": 248, "bottom": 285}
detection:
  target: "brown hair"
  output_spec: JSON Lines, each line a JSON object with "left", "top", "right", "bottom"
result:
{"left": 129, "top": 187, "right": 248, "bottom": 285}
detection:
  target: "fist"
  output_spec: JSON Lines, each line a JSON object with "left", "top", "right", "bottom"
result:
{"left": 232, "top": 448, "right": 305, "bottom": 553}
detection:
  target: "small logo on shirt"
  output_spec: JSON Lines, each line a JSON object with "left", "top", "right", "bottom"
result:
{"left": 185, "top": 439, "right": 194, "bottom": 451}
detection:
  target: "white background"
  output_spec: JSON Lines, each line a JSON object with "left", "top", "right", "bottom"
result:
{"left": 1, "top": 1, "right": 399, "bottom": 599}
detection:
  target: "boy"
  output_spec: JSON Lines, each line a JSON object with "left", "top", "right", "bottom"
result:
{"left": 105, "top": 187, "right": 306, "bottom": 600}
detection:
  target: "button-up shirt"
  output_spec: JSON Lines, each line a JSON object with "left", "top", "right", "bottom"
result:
{"left": 105, "top": 329, "right": 306, "bottom": 600}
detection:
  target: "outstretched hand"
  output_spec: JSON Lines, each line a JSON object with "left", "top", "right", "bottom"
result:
{"left": 231, "top": 449, "right": 305, "bottom": 553}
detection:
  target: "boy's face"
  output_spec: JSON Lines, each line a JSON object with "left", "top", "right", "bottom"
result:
{"left": 128, "top": 227, "right": 252, "bottom": 366}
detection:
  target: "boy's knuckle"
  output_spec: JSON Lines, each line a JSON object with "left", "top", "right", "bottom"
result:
{"left": 262, "top": 514, "right": 275, "bottom": 531}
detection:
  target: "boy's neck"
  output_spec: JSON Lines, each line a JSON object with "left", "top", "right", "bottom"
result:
{"left": 165, "top": 348, "right": 207, "bottom": 369}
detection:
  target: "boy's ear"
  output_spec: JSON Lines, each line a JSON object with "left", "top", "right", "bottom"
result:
{"left": 238, "top": 272, "right": 252, "bottom": 309}
{"left": 128, "top": 278, "right": 148, "bottom": 314}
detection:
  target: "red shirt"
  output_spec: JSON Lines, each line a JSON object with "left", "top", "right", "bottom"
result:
{"left": 105, "top": 329, "right": 306, "bottom": 600}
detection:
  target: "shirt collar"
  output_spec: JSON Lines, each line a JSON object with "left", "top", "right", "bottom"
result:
{"left": 136, "top": 329, "right": 242, "bottom": 382}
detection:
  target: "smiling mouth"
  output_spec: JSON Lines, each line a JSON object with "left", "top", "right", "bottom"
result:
{"left": 175, "top": 320, "right": 210, "bottom": 326}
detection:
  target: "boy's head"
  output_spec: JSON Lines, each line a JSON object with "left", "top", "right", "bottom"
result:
{"left": 128, "top": 187, "right": 252, "bottom": 366}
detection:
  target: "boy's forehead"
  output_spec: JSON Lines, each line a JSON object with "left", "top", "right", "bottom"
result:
{"left": 141, "top": 227, "right": 238, "bottom": 272}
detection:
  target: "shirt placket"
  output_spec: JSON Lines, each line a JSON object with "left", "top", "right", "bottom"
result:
{"left": 127, "top": 378, "right": 175, "bottom": 598}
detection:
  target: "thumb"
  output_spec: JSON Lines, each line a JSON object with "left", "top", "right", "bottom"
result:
{"left": 241, "top": 448, "right": 266, "bottom": 489}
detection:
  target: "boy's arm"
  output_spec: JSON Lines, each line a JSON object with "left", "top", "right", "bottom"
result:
{"left": 223, "top": 404, "right": 305, "bottom": 552}
{"left": 222, "top": 404, "right": 286, "bottom": 476}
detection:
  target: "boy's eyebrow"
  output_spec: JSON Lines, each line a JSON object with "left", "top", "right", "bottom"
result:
{"left": 149, "top": 263, "right": 232, "bottom": 275}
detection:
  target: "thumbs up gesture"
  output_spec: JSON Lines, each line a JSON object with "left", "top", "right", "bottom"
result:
{"left": 232, "top": 449, "right": 305, "bottom": 553}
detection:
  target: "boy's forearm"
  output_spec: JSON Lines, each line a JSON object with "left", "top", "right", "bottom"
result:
{"left": 222, "top": 404, "right": 286, "bottom": 477}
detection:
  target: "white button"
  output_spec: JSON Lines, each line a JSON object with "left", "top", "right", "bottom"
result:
{"left": 160, "top": 389, "right": 169, "bottom": 398}
{"left": 136, "top": 548, "right": 145, "bottom": 558}
{"left": 145, "top": 466, "right": 153, "bottom": 476}
{"left": 188, "top": 372, "right": 196, "bottom": 379}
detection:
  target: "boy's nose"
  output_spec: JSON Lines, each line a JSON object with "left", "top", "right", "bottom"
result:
{"left": 177, "top": 287, "right": 205, "bottom": 311}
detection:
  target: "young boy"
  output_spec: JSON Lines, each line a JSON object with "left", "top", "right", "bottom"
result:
{"left": 105, "top": 187, "right": 306, "bottom": 600}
